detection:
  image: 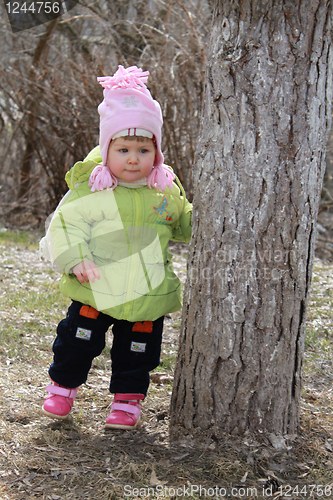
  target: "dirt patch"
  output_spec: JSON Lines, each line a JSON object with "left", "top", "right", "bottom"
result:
{"left": 0, "top": 237, "right": 333, "bottom": 499}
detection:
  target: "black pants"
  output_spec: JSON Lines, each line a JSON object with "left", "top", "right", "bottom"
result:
{"left": 49, "top": 301, "right": 164, "bottom": 396}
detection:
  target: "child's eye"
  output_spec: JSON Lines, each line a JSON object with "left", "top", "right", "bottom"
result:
{"left": 119, "top": 148, "right": 128, "bottom": 153}
{"left": 140, "top": 149, "right": 148, "bottom": 153}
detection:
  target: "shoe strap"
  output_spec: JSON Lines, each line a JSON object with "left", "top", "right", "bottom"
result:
{"left": 111, "top": 402, "right": 141, "bottom": 418}
{"left": 46, "top": 385, "right": 78, "bottom": 399}
{"left": 114, "top": 393, "right": 144, "bottom": 401}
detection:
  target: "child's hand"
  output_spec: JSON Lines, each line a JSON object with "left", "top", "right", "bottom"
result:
{"left": 72, "top": 260, "right": 101, "bottom": 284}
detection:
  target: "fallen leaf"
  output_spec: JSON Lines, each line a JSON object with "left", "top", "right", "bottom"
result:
{"left": 150, "top": 467, "right": 167, "bottom": 486}
{"left": 324, "top": 442, "right": 333, "bottom": 452}
{"left": 268, "top": 433, "right": 287, "bottom": 451}
{"left": 150, "top": 373, "right": 174, "bottom": 385}
{"left": 240, "top": 471, "right": 248, "bottom": 482}
{"left": 170, "top": 452, "right": 190, "bottom": 461}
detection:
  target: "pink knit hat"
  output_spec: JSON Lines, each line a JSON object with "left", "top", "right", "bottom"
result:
{"left": 89, "top": 65, "right": 174, "bottom": 192}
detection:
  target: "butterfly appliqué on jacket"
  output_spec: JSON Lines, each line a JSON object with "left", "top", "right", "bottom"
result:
{"left": 152, "top": 197, "right": 173, "bottom": 222}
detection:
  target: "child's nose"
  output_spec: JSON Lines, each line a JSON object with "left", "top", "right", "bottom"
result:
{"left": 128, "top": 151, "right": 139, "bottom": 163}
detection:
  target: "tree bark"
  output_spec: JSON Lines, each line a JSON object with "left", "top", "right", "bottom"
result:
{"left": 170, "top": 0, "right": 333, "bottom": 440}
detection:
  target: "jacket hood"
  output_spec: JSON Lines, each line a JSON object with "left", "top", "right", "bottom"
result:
{"left": 65, "top": 146, "right": 102, "bottom": 190}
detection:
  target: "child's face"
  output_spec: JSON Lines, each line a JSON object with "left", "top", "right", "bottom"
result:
{"left": 107, "top": 137, "right": 156, "bottom": 182}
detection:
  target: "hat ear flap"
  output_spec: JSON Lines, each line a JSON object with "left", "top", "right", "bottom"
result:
{"left": 147, "top": 165, "right": 175, "bottom": 191}
{"left": 88, "top": 165, "right": 118, "bottom": 192}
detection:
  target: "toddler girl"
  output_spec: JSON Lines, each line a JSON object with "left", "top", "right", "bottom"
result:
{"left": 40, "top": 65, "right": 192, "bottom": 429}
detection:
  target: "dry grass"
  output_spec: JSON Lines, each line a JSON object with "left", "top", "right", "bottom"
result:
{"left": 0, "top": 231, "right": 333, "bottom": 500}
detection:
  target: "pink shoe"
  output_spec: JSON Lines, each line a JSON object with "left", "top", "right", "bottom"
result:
{"left": 105, "top": 393, "right": 144, "bottom": 429}
{"left": 41, "top": 382, "right": 78, "bottom": 420}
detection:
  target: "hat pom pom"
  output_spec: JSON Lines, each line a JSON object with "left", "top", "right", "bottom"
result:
{"left": 147, "top": 165, "right": 175, "bottom": 191}
{"left": 88, "top": 165, "right": 118, "bottom": 192}
{"left": 97, "top": 65, "right": 150, "bottom": 95}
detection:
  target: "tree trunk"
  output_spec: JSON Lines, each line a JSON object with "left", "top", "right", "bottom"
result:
{"left": 170, "top": 0, "right": 333, "bottom": 440}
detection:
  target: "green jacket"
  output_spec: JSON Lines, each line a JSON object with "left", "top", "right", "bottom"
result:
{"left": 48, "top": 147, "right": 192, "bottom": 322}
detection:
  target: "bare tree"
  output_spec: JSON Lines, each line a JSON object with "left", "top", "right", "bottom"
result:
{"left": 170, "top": 0, "right": 333, "bottom": 441}
{"left": 17, "top": 18, "right": 59, "bottom": 202}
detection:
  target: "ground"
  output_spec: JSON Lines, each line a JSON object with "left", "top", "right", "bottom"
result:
{"left": 0, "top": 231, "right": 332, "bottom": 500}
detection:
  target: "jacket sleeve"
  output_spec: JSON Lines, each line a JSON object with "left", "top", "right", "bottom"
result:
{"left": 48, "top": 190, "right": 94, "bottom": 273}
{"left": 171, "top": 195, "right": 192, "bottom": 243}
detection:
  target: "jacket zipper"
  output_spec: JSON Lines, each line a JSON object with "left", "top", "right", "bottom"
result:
{"left": 122, "top": 189, "right": 142, "bottom": 318}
